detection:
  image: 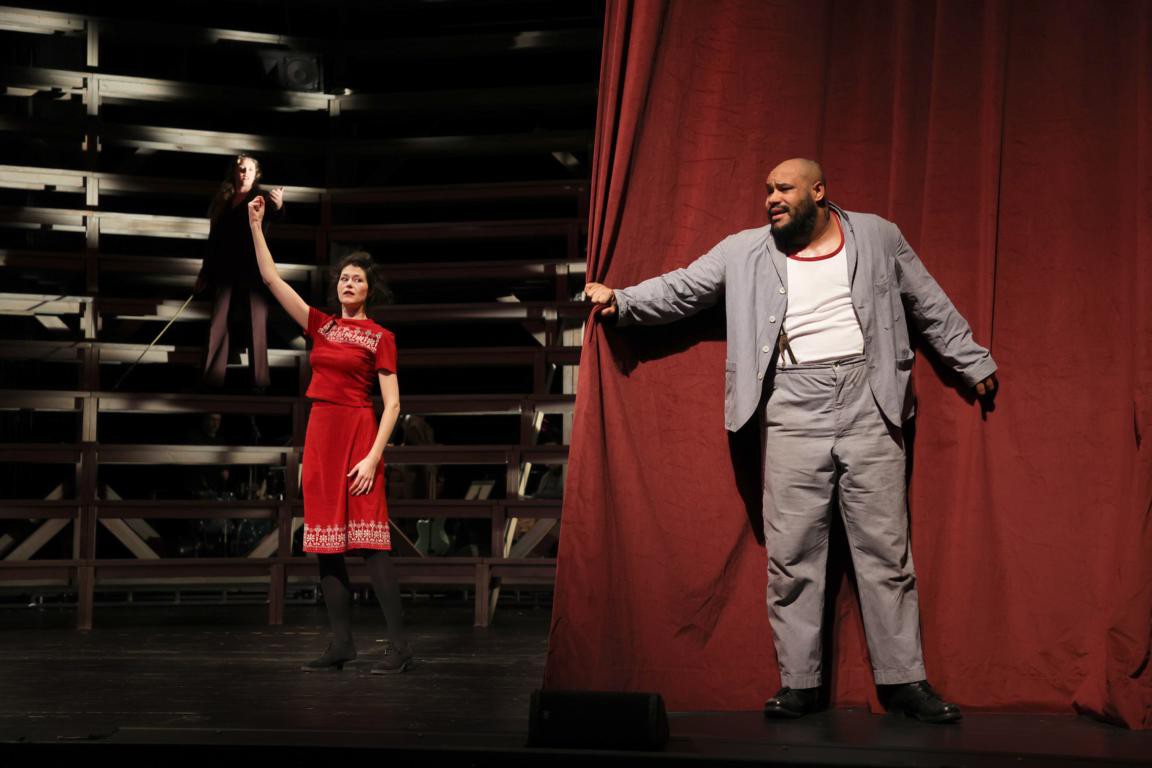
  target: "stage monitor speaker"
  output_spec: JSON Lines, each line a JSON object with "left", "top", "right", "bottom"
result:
{"left": 528, "top": 689, "right": 669, "bottom": 751}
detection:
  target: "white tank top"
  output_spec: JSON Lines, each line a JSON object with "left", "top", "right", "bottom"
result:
{"left": 781, "top": 215, "right": 865, "bottom": 364}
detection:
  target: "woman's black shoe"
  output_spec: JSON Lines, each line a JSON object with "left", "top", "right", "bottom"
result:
{"left": 370, "top": 641, "right": 413, "bottom": 675}
{"left": 301, "top": 642, "right": 357, "bottom": 672}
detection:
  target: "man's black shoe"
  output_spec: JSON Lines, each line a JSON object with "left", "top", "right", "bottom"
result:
{"left": 763, "top": 686, "right": 820, "bottom": 719}
{"left": 885, "top": 681, "right": 962, "bottom": 723}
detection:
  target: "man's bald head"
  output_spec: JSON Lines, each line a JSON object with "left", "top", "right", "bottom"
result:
{"left": 768, "top": 158, "right": 825, "bottom": 188}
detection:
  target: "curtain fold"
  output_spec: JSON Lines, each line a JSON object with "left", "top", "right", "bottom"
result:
{"left": 547, "top": 0, "right": 1152, "bottom": 728}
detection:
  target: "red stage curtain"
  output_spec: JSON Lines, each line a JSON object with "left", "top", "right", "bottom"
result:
{"left": 545, "top": 0, "right": 1152, "bottom": 728}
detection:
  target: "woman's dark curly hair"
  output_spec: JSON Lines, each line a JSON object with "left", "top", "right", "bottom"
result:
{"left": 331, "top": 251, "right": 392, "bottom": 307}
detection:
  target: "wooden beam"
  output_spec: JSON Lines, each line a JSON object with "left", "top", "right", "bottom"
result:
{"left": 99, "top": 518, "right": 159, "bottom": 559}
{"left": 247, "top": 518, "right": 303, "bottom": 559}
{"left": 0, "top": 292, "right": 87, "bottom": 316}
{"left": 0, "top": 6, "right": 85, "bottom": 35}
{"left": 509, "top": 519, "right": 558, "bottom": 559}
{"left": 4, "top": 518, "right": 69, "bottom": 561}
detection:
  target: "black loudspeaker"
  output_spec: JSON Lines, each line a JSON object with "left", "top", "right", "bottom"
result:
{"left": 258, "top": 51, "right": 324, "bottom": 92}
{"left": 528, "top": 689, "right": 670, "bottom": 751}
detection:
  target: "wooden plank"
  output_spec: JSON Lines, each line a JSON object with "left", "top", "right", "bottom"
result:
{"left": 0, "top": 562, "right": 73, "bottom": 583}
{"left": 89, "top": 498, "right": 559, "bottom": 521}
{"left": 100, "top": 502, "right": 280, "bottom": 520}
{"left": 329, "top": 132, "right": 590, "bottom": 157}
{"left": 0, "top": 248, "right": 83, "bottom": 270}
{"left": 98, "top": 253, "right": 315, "bottom": 280}
{"left": 0, "top": 444, "right": 82, "bottom": 462}
{"left": 328, "top": 218, "right": 581, "bottom": 240}
{"left": 0, "top": 164, "right": 583, "bottom": 203}
{"left": 0, "top": 6, "right": 86, "bottom": 35}
{"left": 96, "top": 390, "right": 296, "bottom": 415}
{"left": 369, "top": 301, "right": 587, "bottom": 324}
{"left": 0, "top": 442, "right": 564, "bottom": 465}
{"left": 0, "top": 292, "right": 87, "bottom": 315}
{"left": 0, "top": 337, "right": 577, "bottom": 367}
{"left": 98, "top": 121, "right": 321, "bottom": 156}
{"left": 363, "top": 260, "right": 585, "bottom": 282}
{"left": 0, "top": 204, "right": 212, "bottom": 239}
{"left": 0, "top": 164, "right": 86, "bottom": 191}
{"left": 97, "top": 445, "right": 290, "bottom": 465}
{"left": 85, "top": 9, "right": 599, "bottom": 57}
{"left": 0, "top": 116, "right": 588, "bottom": 158}
{"left": 388, "top": 501, "right": 496, "bottom": 520}
{"left": 94, "top": 563, "right": 272, "bottom": 581}
{"left": 328, "top": 179, "right": 587, "bottom": 203}
{"left": 2, "top": 66, "right": 592, "bottom": 112}
{"left": 339, "top": 83, "right": 595, "bottom": 112}
{"left": 96, "top": 296, "right": 212, "bottom": 321}
{"left": 0, "top": 294, "right": 587, "bottom": 324}
{"left": 502, "top": 500, "right": 564, "bottom": 519}
{"left": 94, "top": 71, "right": 331, "bottom": 111}
{"left": 0, "top": 390, "right": 81, "bottom": 411}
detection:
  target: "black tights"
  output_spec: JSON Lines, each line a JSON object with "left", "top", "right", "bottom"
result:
{"left": 317, "top": 550, "right": 407, "bottom": 650}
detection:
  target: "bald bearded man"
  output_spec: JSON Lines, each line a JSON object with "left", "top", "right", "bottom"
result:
{"left": 585, "top": 159, "right": 997, "bottom": 723}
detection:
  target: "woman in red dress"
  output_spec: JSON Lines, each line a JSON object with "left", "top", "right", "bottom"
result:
{"left": 248, "top": 195, "right": 410, "bottom": 674}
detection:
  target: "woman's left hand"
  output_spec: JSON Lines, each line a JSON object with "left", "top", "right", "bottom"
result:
{"left": 347, "top": 455, "right": 380, "bottom": 495}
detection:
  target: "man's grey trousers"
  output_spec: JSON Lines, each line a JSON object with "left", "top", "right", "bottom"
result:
{"left": 761, "top": 356, "right": 926, "bottom": 688}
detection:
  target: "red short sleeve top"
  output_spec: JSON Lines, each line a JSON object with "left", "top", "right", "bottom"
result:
{"left": 304, "top": 307, "right": 397, "bottom": 406}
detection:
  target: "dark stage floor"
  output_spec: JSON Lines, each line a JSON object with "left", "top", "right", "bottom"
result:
{"left": 1, "top": 602, "right": 1149, "bottom": 767}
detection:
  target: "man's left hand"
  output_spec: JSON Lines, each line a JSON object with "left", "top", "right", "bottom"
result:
{"left": 974, "top": 374, "right": 997, "bottom": 397}
{"left": 269, "top": 187, "right": 284, "bottom": 210}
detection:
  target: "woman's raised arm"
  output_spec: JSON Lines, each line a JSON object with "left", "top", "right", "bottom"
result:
{"left": 248, "top": 196, "right": 309, "bottom": 329}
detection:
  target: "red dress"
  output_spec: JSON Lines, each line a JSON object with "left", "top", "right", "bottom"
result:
{"left": 301, "top": 307, "right": 397, "bottom": 553}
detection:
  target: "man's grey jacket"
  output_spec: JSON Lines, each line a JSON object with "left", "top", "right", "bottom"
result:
{"left": 613, "top": 203, "right": 998, "bottom": 432}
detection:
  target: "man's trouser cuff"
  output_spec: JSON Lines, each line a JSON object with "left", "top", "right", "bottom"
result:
{"left": 873, "top": 665, "right": 927, "bottom": 685}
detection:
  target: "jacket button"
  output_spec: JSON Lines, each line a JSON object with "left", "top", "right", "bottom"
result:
{"left": 769, "top": 315, "right": 777, "bottom": 323}
{"left": 761, "top": 345, "right": 771, "bottom": 353}
{"left": 778, "top": 286, "right": 786, "bottom": 294}
{"left": 757, "top": 373, "right": 764, "bottom": 380}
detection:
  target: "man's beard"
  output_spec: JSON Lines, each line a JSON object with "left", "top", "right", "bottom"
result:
{"left": 770, "top": 196, "right": 818, "bottom": 251}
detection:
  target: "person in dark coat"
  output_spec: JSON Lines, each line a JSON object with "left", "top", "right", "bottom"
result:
{"left": 196, "top": 154, "right": 284, "bottom": 389}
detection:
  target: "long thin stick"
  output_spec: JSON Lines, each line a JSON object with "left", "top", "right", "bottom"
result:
{"left": 113, "top": 293, "right": 197, "bottom": 390}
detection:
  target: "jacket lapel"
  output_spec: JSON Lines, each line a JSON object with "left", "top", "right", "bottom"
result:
{"left": 833, "top": 203, "right": 859, "bottom": 284}
{"left": 768, "top": 236, "right": 787, "bottom": 290}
